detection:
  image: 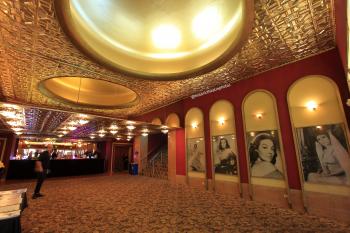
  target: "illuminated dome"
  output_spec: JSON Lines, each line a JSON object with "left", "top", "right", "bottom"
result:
{"left": 39, "top": 77, "right": 139, "bottom": 108}
{"left": 55, "top": 0, "right": 254, "bottom": 80}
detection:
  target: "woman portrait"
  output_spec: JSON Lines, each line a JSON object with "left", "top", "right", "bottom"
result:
{"left": 248, "top": 131, "right": 284, "bottom": 179}
{"left": 297, "top": 124, "right": 350, "bottom": 185}
{"left": 187, "top": 138, "right": 205, "bottom": 172}
{"left": 212, "top": 135, "right": 238, "bottom": 175}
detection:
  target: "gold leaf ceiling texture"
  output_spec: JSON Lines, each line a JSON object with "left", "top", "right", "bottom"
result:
{"left": 0, "top": 0, "right": 335, "bottom": 119}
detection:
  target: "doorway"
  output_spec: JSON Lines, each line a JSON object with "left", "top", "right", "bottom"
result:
{"left": 112, "top": 143, "right": 133, "bottom": 173}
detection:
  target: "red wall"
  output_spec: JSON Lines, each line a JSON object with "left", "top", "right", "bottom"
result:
{"left": 335, "top": 0, "right": 347, "bottom": 73}
{"left": 176, "top": 129, "right": 186, "bottom": 176}
{"left": 134, "top": 101, "right": 184, "bottom": 127}
{"left": 136, "top": 49, "right": 349, "bottom": 190}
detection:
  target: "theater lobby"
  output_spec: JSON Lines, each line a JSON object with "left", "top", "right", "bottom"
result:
{"left": 0, "top": 0, "right": 350, "bottom": 232}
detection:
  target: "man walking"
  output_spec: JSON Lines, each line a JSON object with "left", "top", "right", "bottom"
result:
{"left": 32, "top": 144, "right": 52, "bottom": 199}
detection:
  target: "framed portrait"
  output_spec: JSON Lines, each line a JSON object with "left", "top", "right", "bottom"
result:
{"left": 295, "top": 123, "right": 350, "bottom": 186}
{"left": 187, "top": 137, "right": 205, "bottom": 173}
{"left": 212, "top": 134, "right": 238, "bottom": 176}
{"left": 246, "top": 130, "right": 284, "bottom": 179}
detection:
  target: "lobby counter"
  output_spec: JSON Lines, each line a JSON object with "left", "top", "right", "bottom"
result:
{"left": 6, "top": 159, "right": 105, "bottom": 179}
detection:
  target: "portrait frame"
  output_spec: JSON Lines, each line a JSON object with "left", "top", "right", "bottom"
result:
{"left": 186, "top": 137, "right": 206, "bottom": 174}
{"left": 211, "top": 134, "right": 238, "bottom": 177}
{"left": 246, "top": 130, "right": 284, "bottom": 180}
{"left": 295, "top": 123, "right": 350, "bottom": 186}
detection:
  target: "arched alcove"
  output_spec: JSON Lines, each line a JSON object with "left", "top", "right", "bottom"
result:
{"left": 288, "top": 75, "right": 350, "bottom": 196}
{"left": 165, "top": 113, "right": 180, "bottom": 128}
{"left": 151, "top": 117, "right": 162, "bottom": 125}
{"left": 209, "top": 99, "right": 240, "bottom": 195}
{"left": 185, "top": 108, "right": 206, "bottom": 184}
{"left": 242, "top": 90, "right": 289, "bottom": 207}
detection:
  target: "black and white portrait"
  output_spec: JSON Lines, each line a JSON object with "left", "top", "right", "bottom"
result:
{"left": 296, "top": 124, "right": 350, "bottom": 186}
{"left": 212, "top": 135, "right": 238, "bottom": 176}
{"left": 187, "top": 138, "right": 205, "bottom": 173}
{"left": 247, "top": 130, "right": 284, "bottom": 179}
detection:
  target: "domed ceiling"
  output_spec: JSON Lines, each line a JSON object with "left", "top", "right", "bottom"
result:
{"left": 0, "top": 0, "right": 336, "bottom": 119}
{"left": 55, "top": 0, "right": 253, "bottom": 79}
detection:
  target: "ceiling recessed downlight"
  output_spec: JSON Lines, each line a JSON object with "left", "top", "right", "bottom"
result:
{"left": 55, "top": 0, "right": 254, "bottom": 80}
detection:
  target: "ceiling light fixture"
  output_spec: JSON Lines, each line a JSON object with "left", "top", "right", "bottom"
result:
{"left": 110, "top": 130, "right": 118, "bottom": 135}
{"left": 152, "top": 24, "right": 181, "bottom": 49}
{"left": 110, "top": 124, "right": 118, "bottom": 130}
{"left": 126, "top": 125, "right": 136, "bottom": 130}
{"left": 68, "top": 126, "right": 77, "bottom": 131}
{"left": 78, "top": 119, "right": 89, "bottom": 125}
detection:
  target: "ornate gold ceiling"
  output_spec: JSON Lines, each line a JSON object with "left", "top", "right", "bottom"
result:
{"left": 0, "top": 102, "right": 171, "bottom": 139}
{"left": 0, "top": 0, "right": 336, "bottom": 120}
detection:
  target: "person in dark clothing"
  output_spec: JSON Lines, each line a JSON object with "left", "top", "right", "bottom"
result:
{"left": 93, "top": 150, "right": 99, "bottom": 159}
{"left": 84, "top": 150, "right": 94, "bottom": 159}
{"left": 51, "top": 148, "right": 58, "bottom": 160}
{"left": 32, "top": 144, "right": 52, "bottom": 199}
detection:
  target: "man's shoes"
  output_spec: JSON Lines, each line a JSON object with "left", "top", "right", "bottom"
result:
{"left": 32, "top": 193, "right": 44, "bottom": 199}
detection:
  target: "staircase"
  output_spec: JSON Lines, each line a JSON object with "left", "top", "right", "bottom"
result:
{"left": 142, "top": 146, "right": 168, "bottom": 179}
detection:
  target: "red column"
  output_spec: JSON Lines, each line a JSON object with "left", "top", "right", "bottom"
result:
{"left": 175, "top": 129, "right": 186, "bottom": 176}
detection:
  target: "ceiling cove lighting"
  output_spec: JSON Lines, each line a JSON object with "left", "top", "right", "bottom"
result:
{"left": 192, "top": 6, "right": 222, "bottom": 40}
{"left": 55, "top": 0, "right": 253, "bottom": 79}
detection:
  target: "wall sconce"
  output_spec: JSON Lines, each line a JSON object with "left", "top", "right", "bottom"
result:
{"left": 255, "top": 113, "right": 263, "bottom": 119}
{"left": 141, "top": 133, "right": 148, "bottom": 137}
{"left": 191, "top": 122, "right": 198, "bottom": 129}
{"left": 306, "top": 101, "right": 318, "bottom": 111}
{"left": 218, "top": 117, "right": 225, "bottom": 126}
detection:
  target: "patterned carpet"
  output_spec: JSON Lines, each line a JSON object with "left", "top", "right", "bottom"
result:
{"left": 1, "top": 174, "right": 349, "bottom": 233}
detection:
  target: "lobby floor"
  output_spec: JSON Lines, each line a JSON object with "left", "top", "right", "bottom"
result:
{"left": 1, "top": 174, "right": 349, "bottom": 233}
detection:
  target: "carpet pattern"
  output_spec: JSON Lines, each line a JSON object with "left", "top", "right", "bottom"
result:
{"left": 1, "top": 174, "right": 349, "bottom": 233}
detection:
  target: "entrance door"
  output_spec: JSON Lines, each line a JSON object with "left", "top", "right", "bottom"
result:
{"left": 112, "top": 144, "right": 132, "bottom": 172}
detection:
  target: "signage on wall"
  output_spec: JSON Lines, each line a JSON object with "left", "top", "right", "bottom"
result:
{"left": 191, "top": 84, "right": 231, "bottom": 99}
